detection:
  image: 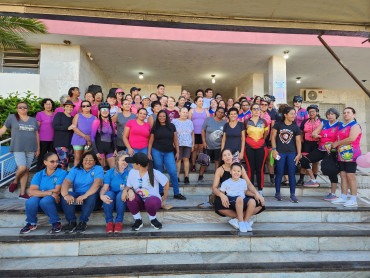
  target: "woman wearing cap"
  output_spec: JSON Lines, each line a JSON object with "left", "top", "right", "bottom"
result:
{"left": 53, "top": 100, "right": 75, "bottom": 170}
{"left": 300, "top": 108, "right": 340, "bottom": 201}
{"left": 84, "top": 91, "right": 99, "bottom": 117}
{"left": 271, "top": 106, "right": 301, "bottom": 203}
{"left": 293, "top": 95, "right": 308, "bottom": 128}
{"left": 189, "top": 96, "right": 210, "bottom": 172}
{"left": 61, "top": 152, "right": 104, "bottom": 233}
{"left": 91, "top": 102, "right": 117, "bottom": 169}
{"left": 131, "top": 94, "right": 142, "bottom": 115}
{"left": 164, "top": 96, "right": 180, "bottom": 122}
{"left": 36, "top": 98, "right": 56, "bottom": 172}
{"left": 297, "top": 104, "right": 322, "bottom": 186}
{"left": 113, "top": 99, "right": 136, "bottom": 152}
{"left": 100, "top": 151, "right": 131, "bottom": 233}
{"left": 221, "top": 107, "right": 245, "bottom": 162}
{"left": 148, "top": 110, "right": 186, "bottom": 200}
{"left": 0, "top": 102, "right": 40, "bottom": 199}
{"left": 141, "top": 95, "right": 152, "bottom": 119}
{"left": 106, "top": 90, "right": 119, "bottom": 118}
{"left": 329, "top": 107, "right": 362, "bottom": 207}
{"left": 115, "top": 89, "right": 124, "bottom": 107}
{"left": 148, "top": 101, "right": 161, "bottom": 128}
{"left": 122, "top": 153, "right": 171, "bottom": 231}
{"left": 123, "top": 108, "right": 151, "bottom": 156}
{"left": 68, "top": 87, "right": 82, "bottom": 117}
{"left": 20, "top": 152, "right": 67, "bottom": 234}
{"left": 71, "top": 100, "right": 96, "bottom": 166}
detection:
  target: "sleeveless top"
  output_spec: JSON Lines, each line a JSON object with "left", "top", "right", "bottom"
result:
{"left": 71, "top": 113, "right": 95, "bottom": 146}
{"left": 337, "top": 120, "right": 362, "bottom": 162}
{"left": 191, "top": 109, "right": 207, "bottom": 134}
{"left": 318, "top": 120, "right": 339, "bottom": 151}
{"left": 220, "top": 165, "right": 232, "bottom": 184}
{"left": 301, "top": 118, "right": 322, "bottom": 142}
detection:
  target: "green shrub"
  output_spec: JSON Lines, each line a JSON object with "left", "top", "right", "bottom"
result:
{"left": 0, "top": 91, "right": 60, "bottom": 141}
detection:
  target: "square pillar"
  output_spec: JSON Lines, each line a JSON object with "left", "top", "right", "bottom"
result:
{"left": 268, "top": 56, "right": 286, "bottom": 105}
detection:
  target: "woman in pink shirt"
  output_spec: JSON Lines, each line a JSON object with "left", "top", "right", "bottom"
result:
{"left": 131, "top": 94, "right": 142, "bottom": 114}
{"left": 123, "top": 108, "right": 151, "bottom": 156}
{"left": 36, "top": 98, "right": 56, "bottom": 171}
{"left": 84, "top": 91, "right": 99, "bottom": 117}
{"left": 68, "top": 87, "right": 82, "bottom": 117}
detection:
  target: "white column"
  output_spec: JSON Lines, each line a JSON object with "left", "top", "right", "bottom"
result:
{"left": 268, "top": 56, "right": 286, "bottom": 105}
{"left": 234, "top": 73, "right": 264, "bottom": 99}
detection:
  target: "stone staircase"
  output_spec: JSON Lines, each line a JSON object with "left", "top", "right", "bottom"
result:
{"left": 0, "top": 165, "right": 369, "bottom": 277}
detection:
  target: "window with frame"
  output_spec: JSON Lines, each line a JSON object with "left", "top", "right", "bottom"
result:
{"left": 0, "top": 49, "right": 40, "bottom": 74}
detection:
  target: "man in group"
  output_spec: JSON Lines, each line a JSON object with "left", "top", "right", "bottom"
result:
{"left": 238, "top": 100, "right": 251, "bottom": 122}
{"left": 130, "top": 87, "right": 141, "bottom": 99}
{"left": 203, "top": 88, "right": 214, "bottom": 109}
{"left": 178, "top": 89, "right": 192, "bottom": 110}
{"left": 157, "top": 84, "right": 165, "bottom": 99}
{"left": 215, "top": 93, "right": 222, "bottom": 103}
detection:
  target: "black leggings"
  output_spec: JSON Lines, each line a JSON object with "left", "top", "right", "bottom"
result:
{"left": 300, "top": 148, "right": 338, "bottom": 183}
{"left": 244, "top": 147, "right": 268, "bottom": 190}
{"left": 37, "top": 141, "right": 55, "bottom": 171}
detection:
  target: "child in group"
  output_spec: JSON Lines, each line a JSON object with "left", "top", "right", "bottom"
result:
{"left": 219, "top": 162, "right": 253, "bottom": 232}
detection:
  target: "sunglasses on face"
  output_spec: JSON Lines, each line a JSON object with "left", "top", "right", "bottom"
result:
{"left": 294, "top": 100, "right": 302, "bottom": 103}
{"left": 81, "top": 105, "right": 91, "bottom": 108}
{"left": 17, "top": 106, "right": 28, "bottom": 109}
{"left": 117, "top": 92, "right": 124, "bottom": 95}
{"left": 252, "top": 108, "right": 260, "bottom": 110}
{"left": 100, "top": 108, "right": 109, "bottom": 112}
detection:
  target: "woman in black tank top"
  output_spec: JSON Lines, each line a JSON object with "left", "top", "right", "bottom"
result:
{"left": 212, "top": 149, "right": 265, "bottom": 220}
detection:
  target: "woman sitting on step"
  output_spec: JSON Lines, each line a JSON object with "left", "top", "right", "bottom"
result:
{"left": 20, "top": 152, "right": 67, "bottom": 234}
{"left": 213, "top": 149, "right": 265, "bottom": 231}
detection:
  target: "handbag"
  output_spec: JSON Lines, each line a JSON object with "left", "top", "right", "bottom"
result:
{"left": 321, "top": 151, "right": 339, "bottom": 176}
{"left": 197, "top": 149, "right": 210, "bottom": 166}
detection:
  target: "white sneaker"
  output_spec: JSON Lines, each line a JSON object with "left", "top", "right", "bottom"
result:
{"left": 248, "top": 219, "right": 254, "bottom": 227}
{"left": 228, "top": 218, "right": 239, "bottom": 230}
{"left": 331, "top": 198, "right": 347, "bottom": 204}
{"left": 244, "top": 221, "right": 253, "bottom": 232}
{"left": 344, "top": 199, "right": 358, "bottom": 207}
{"left": 239, "top": 222, "right": 248, "bottom": 233}
{"left": 258, "top": 190, "right": 263, "bottom": 197}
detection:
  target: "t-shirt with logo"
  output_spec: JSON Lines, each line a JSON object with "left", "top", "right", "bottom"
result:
{"left": 202, "top": 117, "right": 227, "bottom": 149}
{"left": 126, "top": 169, "right": 168, "bottom": 200}
{"left": 273, "top": 121, "right": 301, "bottom": 154}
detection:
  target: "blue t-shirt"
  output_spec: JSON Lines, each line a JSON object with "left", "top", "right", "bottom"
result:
{"left": 103, "top": 166, "right": 131, "bottom": 192}
{"left": 66, "top": 165, "right": 104, "bottom": 193}
{"left": 30, "top": 168, "right": 68, "bottom": 191}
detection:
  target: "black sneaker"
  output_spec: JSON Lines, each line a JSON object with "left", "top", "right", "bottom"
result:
{"left": 174, "top": 193, "right": 187, "bottom": 200}
{"left": 296, "top": 179, "right": 304, "bottom": 186}
{"left": 50, "top": 222, "right": 62, "bottom": 233}
{"left": 184, "top": 176, "right": 190, "bottom": 184}
{"left": 64, "top": 222, "right": 77, "bottom": 233}
{"left": 178, "top": 178, "right": 180, "bottom": 182}
{"left": 132, "top": 219, "right": 143, "bottom": 231}
{"left": 270, "top": 177, "right": 275, "bottom": 186}
{"left": 191, "top": 165, "right": 196, "bottom": 172}
{"left": 150, "top": 218, "right": 162, "bottom": 230}
{"left": 20, "top": 223, "right": 37, "bottom": 234}
{"left": 75, "top": 222, "right": 87, "bottom": 233}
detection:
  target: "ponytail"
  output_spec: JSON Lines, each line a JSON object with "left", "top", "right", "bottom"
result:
{"left": 148, "top": 160, "right": 155, "bottom": 187}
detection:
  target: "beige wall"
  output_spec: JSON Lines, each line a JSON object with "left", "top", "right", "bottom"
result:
{"left": 111, "top": 83, "right": 182, "bottom": 99}
{"left": 234, "top": 73, "right": 264, "bottom": 100}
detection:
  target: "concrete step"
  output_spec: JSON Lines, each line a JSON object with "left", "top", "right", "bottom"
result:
{"left": 1, "top": 250, "right": 370, "bottom": 277}
{"left": 0, "top": 196, "right": 369, "bottom": 228}
{"left": 0, "top": 222, "right": 369, "bottom": 259}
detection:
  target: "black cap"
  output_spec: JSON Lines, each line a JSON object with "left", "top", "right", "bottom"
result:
{"left": 130, "top": 87, "right": 141, "bottom": 93}
{"left": 63, "top": 100, "right": 75, "bottom": 107}
{"left": 125, "top": 153, "right": 149, "bottom": 165}
{"left": 106, "top": 91, "right": 117, "bottom": 99}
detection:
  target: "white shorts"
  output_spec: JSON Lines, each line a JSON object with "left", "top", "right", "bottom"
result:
{"left": 13, "top": 152, "right": 34, "bottom": 168}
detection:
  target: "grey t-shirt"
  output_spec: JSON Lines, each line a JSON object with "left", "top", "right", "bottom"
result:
{"left": 201, "top": 117, "right": 226, "bottom": 149}
{"left": 116, "top": 112, "right": 136, "bottom": 147}
{"left": 4, "top": 114, "right": 39, "bottom": 152}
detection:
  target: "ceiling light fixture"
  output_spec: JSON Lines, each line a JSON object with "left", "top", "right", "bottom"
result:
{"left": 211, "top": 75, "right": 216, "bottom": 84}
{"left": 296, "top": 77, "right": 301, "bottom": 84}
{"left": 283, "top": 50, "right": 290, "bottom": 59}
{"left": 87, "top": 52, "right": 93, "bottom": 61}
{"left": 139, "top": 72, "right": 144, "bottom": 79}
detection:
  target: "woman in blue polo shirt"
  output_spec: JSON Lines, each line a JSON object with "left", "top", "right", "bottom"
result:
{"left": 100, "top": 151, "right": 131, "bottom": 233}
{"left": 20, "top": 152, "right": 67, "bottom": 234}
{"left": 61, "top": 151, "right": 104, "bottom": 233}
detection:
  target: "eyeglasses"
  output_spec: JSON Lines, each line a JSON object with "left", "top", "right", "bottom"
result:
{"left": 252, "top": 108, "right": 260, "bottom": 110}
{"left": 81, "top": 105, "right": 91, "bottom": 108}
{"left": 260, "top": 103, "right": 268, "bottom": 106}
{"left": 83, "top": 158, "right": 95, "bottom": 162}
{"left": 48, "top": 160, "right": 59, "bottom": 164}
{"left": 100, "top": 108, "right": 109, "bottom": 112}
{"left": 17, "top": 106, "right": 28, "bottom": 109}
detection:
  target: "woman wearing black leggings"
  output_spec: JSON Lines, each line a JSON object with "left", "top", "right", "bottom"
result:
{"left": 244, "top": 103, "right": 269, "bottom": 196}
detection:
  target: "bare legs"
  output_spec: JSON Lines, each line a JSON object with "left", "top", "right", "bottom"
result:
{"left": 14, "top": 165, "right": 29, "bottom": 195}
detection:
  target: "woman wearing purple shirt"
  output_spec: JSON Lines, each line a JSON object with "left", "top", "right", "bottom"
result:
{"left": 36, "top": 98, "right": 56, "bottom": 171}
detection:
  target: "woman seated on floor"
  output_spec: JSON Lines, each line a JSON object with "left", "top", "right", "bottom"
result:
{"left": 213, "top": 149, "right": 265, "bottom": 231}
{"left": 20, "top": 152, "right": 68, "bottom": 234}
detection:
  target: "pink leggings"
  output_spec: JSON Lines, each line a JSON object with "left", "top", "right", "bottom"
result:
{"left": 126, "top": 194, "right": 162, "bottom": 216}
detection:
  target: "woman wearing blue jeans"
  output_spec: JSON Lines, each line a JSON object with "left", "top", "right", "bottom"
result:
{"left": 271, "top": 106, "right": 302, "bottom": 203}
{"left": 148, "top": 110, "right": 186, "bottom": 200}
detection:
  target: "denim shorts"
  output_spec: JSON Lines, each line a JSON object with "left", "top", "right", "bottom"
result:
{"left": 13, "top": 152, "right": 34, "bottom": 168}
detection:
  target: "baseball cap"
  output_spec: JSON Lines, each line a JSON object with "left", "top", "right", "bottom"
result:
{"left": 142, "top": 95, "right": 150, "bottom": 100}
{"left": 125, "top": 153, "right": 149, "bottom": 165}
{"left": 63, "top": 100, "right": 75, "bottom": 107}
{"left": 130, "top": 87, "right": 141, "bottom": 93}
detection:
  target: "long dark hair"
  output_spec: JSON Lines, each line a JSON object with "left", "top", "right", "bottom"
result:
{"left": 76, "top": 152, "right": 101, "bottom": 169}
{"left": 98, "top": 109, "right": 114, "bottom": 134}
{"left": 15, "top": 102, "right": 28, "bottom": 122}
{"left": 218, "top": 148, "right": 233, "bottom": 167}
{"left": 152, "top": 110, "right": 171, "bottom": 133}
{"left": 137, "top": 157, "right": 155, "bottom": 187}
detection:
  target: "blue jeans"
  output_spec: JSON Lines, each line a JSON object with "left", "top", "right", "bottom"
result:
{"left": 151, "top": 148, "right": 179, "bottom": 195}
{"left": 61, "top": 192, "right": 97, "bottom": 223}
{"left": 25, "top": 196, "right": 61, "bottom": 225}
{"left": 275, "top": 152, "right": 297, "bottom": 195}
{"left": 133, "top": 147, "right": 148, "bottom": 155}
{"left": 102, "top": 191, "right": 126, "bottom": 223}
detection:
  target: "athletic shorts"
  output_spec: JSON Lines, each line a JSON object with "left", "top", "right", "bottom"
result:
{"left": 302, "top": 141, "right": 319, "bottom": 155}
{"left": 97, "top": 141, "right": 115, "bottom": 159}
{"left": 13, "top": 152, "right": 34, "bottom": 168}
{"left": 339, "top": 161, "right": 357, "bottom": 173}
{"left": 214, "top": 195, "right": 265, "bottom": 217}
{"left": 179, "top": 146, "right": 192, "bottom": 160}
{"left": 207, "top": 148, "right": 221, "bottom": 162}
{"left": 72, "top": 145, "right": 85, "bottom": 151}
{"left": 194, "top": 134, "right": 203, "bottom": 145}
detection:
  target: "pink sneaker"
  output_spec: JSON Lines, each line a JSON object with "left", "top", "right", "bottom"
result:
{"left": 8, "top": 182, "right": 17, "bottom": 193}
{"left": 303, "top": 180, "right": 319, "bottom": 187}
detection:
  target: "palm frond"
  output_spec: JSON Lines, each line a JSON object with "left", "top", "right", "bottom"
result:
{"left": 0, "top": 29, "right": 35, "bottom": 54}
{"left": 0, "top": 16, "right": 47, "bottom": 34}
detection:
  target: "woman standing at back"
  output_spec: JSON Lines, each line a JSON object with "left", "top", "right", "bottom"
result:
{"left": 189, "top": 96, "right": 210, "bottom": 172}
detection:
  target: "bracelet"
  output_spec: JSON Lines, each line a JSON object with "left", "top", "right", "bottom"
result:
{"left": 272, "top": 147, "right": 276, "bottom": 150}
{"left": 50, "top": 191, "right": 54, "bottom": 196}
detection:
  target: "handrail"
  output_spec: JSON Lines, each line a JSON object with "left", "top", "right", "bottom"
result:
{"left": 0, "top": 138, "right": 12, "bottom": 160}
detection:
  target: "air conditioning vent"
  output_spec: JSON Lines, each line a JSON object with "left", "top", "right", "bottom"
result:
{"left": 305, "top": 89, "right": 323, "bottom": 102}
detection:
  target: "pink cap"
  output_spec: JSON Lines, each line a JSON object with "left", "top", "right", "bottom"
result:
{"left": 116, "top": 89, "right": 124, "bottom": 93}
